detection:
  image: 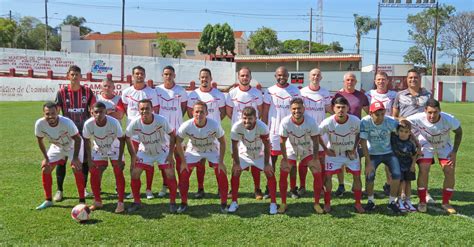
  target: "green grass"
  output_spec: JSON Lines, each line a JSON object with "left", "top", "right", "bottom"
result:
{"left": 0, "top": 101, "right": 473, "bottom": 245}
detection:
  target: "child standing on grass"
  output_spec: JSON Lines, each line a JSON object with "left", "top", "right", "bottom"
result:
{"left": 391, "top": 120, "right": 418, "bottom": 212}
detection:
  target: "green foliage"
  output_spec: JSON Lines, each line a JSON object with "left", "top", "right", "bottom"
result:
{"left": 221, "top": 23, "right": 235, "bottom": 55}
{"left": 280, "top": 39, "right": 343, "bottom": 54}
{"left": 0, "top": 18, "right": 17, "bottom": 47}
{"left": 198, "top": 24, "right": 214, "bottom": 55}
{"left": 248, "top": 27, "right": 279, "bottom": 55}
{"left": 353, "top": 14, "right": 379, "bottom": 54}
{"left": 61, "top": 15, "right": 92, "bottom": 36}
{"left": 404, "top": 46, "right": 427, "bottom": 66}
{"left": 328, "top": 41, "right": 343, "bottom": 53}
{"left": 156, "top": 33, "right": 186, "bottom": 58}
{"left": 198, "top": 23, "right": 236, "bottom": 56}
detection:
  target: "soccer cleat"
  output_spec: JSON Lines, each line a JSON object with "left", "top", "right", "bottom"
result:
{"left": 127, "top": 202, "right": 142, "bottom": 213}
{"left": 441, "top": 204, "right": 457, "bottom": 214}
{"left": 263, "top": 186, "right": 270, "bottom": 200}
{"left": 36, "top": 200, "right": 53, "bottom": 210}
{"left": 84, "top": 188, "right": 92, "bottom": 198}
{"left": 89, "top": 201, "right": 103, "bottom": 211}
{"left": 126, "top": 193, "right": 134, "bottom": 199}
{"left": 314, "top": 204, "right": 324, "bottom": 214}
{"left": 157, "top": 185, "right": 168, "bottom": 198}
{"left": 404, "top": 200, "right": 417, "bottom": 212}
{"left": 53, "top": 191, "right": 63, "bottom": 202}
{"left": 397, "top": 200, "right": 408, "bottom": 213}
{"left": 194, "top": 188, "right": 205, "bottom": 199}
{"left": 291, "top": 187, "right": 300, "bottom": 199}
{"left": 169, "top": 203, "right": 177, "bottom": 213}
{"left": 388, "top": 201, "right": 402, "bottom": 213}
{"left": 277, "top": 203, "right": 288, "bottom": 214}
{"left": 255, "top": 189, "right": 263, "bottom": 200}
{"left": 382, "top": 183, "right": 391, "bottom": 197}
{"left": 269, "top": 203, "right": 278, "bottom": 215}
{"left": 115, "top": 202, "right": 125, "bottom": 213}
{"left": 297, "top": 187, "right": 306, "bottom": 197}
{"left": 220, "top": 203, "right": 228, "bottom": 213}
{"left": 146, "top": 190, "right": 154, "bottom": 199}
{"left": 426, "top": 193, "right": 436, "bottom": 204}
{"left": 228, "top": 201, "right": 239, "bottom": 213}
{"left": 418, "top": 203, "right": 427, "bottom": 213}
{"left": 324, "top": 204, "right": 331, "bottom": 213}
{"left": 364, "top": 201, "right": 376, "bottom": 212}
{"left": 335, "top": 185, "right": 345, "bottom": 197}
{"left": 177, "top": 203, "right": 188, "bottom": 213}
{"left": 354, "top": 203, "right": 365, "bottom": 214}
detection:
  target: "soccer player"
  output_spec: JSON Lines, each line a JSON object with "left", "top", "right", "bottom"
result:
{"left": 319, "top": 97, "right": 364, "bottom": 213}
{"left": 229, "top": 106, "right": 277, "bottom": 214}
{"left": 177, "top": 101, "right": 229, "bottom": 213}
{"left": 83, "top": 102, "right": 126, "bottom": 213}
{"left": 187, "top": 68, "right": 226, "bottom": 199}
{"left": 155, "top": 65, "right": 188, "bottom": 198}
{"left": 226, "top": 67, "right": 264, "bottom": 200}
{"left": 35, "top": 102, "right": 85, "bottom": 210}
{"left": 332, "top": 72, "right": 369, "bottom": 197}
{"left": 262, "top": 66, "right": 301, "bottom": 199}
{"left": 121, "top": 66, "right": 159, "bottom": 200}
{"left": 360, "top": 102, "right": 401, "bottom": 213}
{"left": 299, "top": 68, "right": 332, "bottom": 197}
{"left": 407, "top": 99, "right": 462, "bottom": 214}
{"left": 365, "top": 71, "right": 398, "bottom": 196}
{"left": 125, "top": 99, "right": 179, "bottom": 213}
{"left": 97, "top": 78, "right": 125, "bottom": 121}
{"left": 55, "top": 65, "right": 96, "bottom": 202}
{"left": 278, "top": 98, "right": 324, "bottom": 214}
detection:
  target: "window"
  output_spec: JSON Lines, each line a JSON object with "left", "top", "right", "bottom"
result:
{"left": 186, "top": 50, "right": 195, "bottom": 56}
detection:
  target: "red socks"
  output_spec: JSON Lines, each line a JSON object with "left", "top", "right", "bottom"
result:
{"left": 324, "top": 191, "right": 331, "bottom": 206}
{"left": 214, "top": 168, "right": 229, "bottom": 204}
{"left": 196, "top": 163, "right": 205, "bottom": 190}
{"left": 442, "top": 188, "right": 454, "bottom": 205}
{"left": 131, "top": 178, "right": 141, "bottom": 204}
{"left": 231, "top": 175, "right": 240, "bottom": 202}
{"left": 145, "top": 166, "right": 155, "bottom": 190}
{"left": 167, "top": 177, "right": 178, "bottom": 204}
{"left": 113, "top": 165, "right": 125, "bottom": 202}
{"left": 312, "top": 172, "right": 323, "bottom": 204}
{"left": 353, "top": 189, "right": 362, "bottom": 204}
{"left": 73, "top": 171, "right": 85, "bottom": 200}
{"left": 418, "top": 187, "right": 427, "bottom": 204}
{"left": 299, "top": 165, "right": 308, "bottom": 189}
{"left": 266, "top": 174, "right": 277, "bottom": 203}
{"left": 89, "top": 166, "right": 102, "bottom": 203}
{"left": 42, "top": 172, "right": 52, "bottom": 200}
{"left": 279, "top": 170, "right": 289, "bottom": 204}
{"left": 179, "top": 169, "right": 192, "bottom": 204}
{"left": 250, "top": 166, "right": 261, "bottom": 190}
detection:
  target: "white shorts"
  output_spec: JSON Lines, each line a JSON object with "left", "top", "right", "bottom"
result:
{"left": 239, "top": 155, "right": 264, "bottom": 170}
{"left": 47, "top": 143, "right": 84, "bottom": 164}
{"left": 325, "top": 155, "right": 360, "bottom": 176}
{"left": 91, "top": 143, "right": 122, "bottom": 161}
{"left": 136, "top": 151, "right": 170, "bottom": 167}
{"left": 185, "top": 151, "right": 219, "bottom": 165}
{"left": 269, "top": 134, "right": 281, "bottom": 153}
{"left": 418, "top": 142, "right": 453, "bottom": 165}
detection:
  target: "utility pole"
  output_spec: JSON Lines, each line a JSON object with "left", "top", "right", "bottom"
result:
{"left": 309, "top": 8, "right": 312, "bottom": 55}
{"left": 431, "top": 1, "right": 439, "bottom": 96}
{"left": 9, "top": 10, "right": 12, "bottom": 21}
{"left": 121, "top": 0, "right": 125, "bottom": 81}
{"left": 45, "top": 0, "right": 48, "bottom": 51}
{"left": 375, "top": 3, "right": 381, "bottom": 77}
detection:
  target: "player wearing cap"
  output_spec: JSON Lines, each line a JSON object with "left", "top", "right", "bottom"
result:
{"left": 228, "top": 106, "right": 277, "bottom": 214}
{"left": 121, "top": 66, "right": 160, "bottom": 200}
{"left": 407, "top": 99, "right": 462, "bottom": 214}
{"left": 319, "top": 97, "right": 364, "bottom": 213}
{"left": 125, "top": 99, "right": 179, "bottom": 213}
{"left": 155, "top": 65, "right": 188, "bottom": 198}
{"left": 35, "top": 102, "right": 85, "bottom": 210}
{"left": 278, "top": 98, "right": 324, "bottom": 214}
{"left": 177, "top": 101, "right": 229, "bottom": 213}
{"left": 262, "top": 66, "right": 301, "bottom": 199}
{"left": 360, "top": 102, "right": 401, "bottom": 213}
{"left": 187, "top": 68, "right": 226, "bottom": 199}
{"left": 83, "top": 102, "right": 126, "bottom": 213}
{"left": 226, "top": 67, "right": 264, "bottom": 200}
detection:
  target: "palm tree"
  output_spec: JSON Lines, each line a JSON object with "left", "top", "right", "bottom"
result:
{"left": 353, "top": 14, "right": 379, "bottom": 54}
{"left": 61, "top": 15, "right": 92, "bottom": 36}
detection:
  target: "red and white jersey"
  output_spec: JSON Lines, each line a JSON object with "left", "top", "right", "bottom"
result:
{"left": 177, "top": 118, "right": 225, "bottom": 154}
{"left": 83, "top": 116, "right": 123, "bottom": 155}
{"left": 226, "top": 86, "right": 263, "bottom": 124}
{"left": 35, "top": 115, "right": 79, "bottom": 152}
{"left": 156, "top": 84, "right": 188, "bottom": 130}
{"left": 187, "top": 88, "right": 225, "bottom": 123}
{"left": 365, "top": 89, "right": 397, "bottom": 116}
{"left": 279, "top": 114, "right": 320, "bottom": 159}
{"left": 263, "top": 84, "right": 301, "bottom": 136}
{"left": 121, "top": 85, "right": 159, "bottom": 125}
{"left": 97, "top": 93, "right": 125, "bottom": 114}
{"left": 407, "top": 112, "right": 460, "bottom": 149}
{"left": 231, "top": 119, "right": 269, "bottom": 159}
{"left": 319, "top": 115, "right": 360, "bottom": 157}
{"left": 125, "top": 114, "right": 173, "bottom": 156}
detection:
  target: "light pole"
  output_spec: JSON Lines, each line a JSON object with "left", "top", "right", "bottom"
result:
{"left": 121, "top": 0, "right": 125, "bottom": 82}
{"left": 45, "top": 0, "right": 48, "bottom": 51}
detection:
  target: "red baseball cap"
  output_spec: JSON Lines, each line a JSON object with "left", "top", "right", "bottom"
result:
{"left": 369, "top": 102, "right": 385, "bottom": 113}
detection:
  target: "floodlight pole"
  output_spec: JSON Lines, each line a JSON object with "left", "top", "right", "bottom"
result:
{"left": 121, "top": 0, "right": 125, "bottom": 82}
{"left": 431, "top": 1, "right": 439, "bottom": 97}
{"left": 375, "top": 3, "right": 381, "bottom": 77}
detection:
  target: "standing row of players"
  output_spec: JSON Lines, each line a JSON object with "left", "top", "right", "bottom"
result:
{"left": 34, "top": 65, "right": 462, "bottom": 215}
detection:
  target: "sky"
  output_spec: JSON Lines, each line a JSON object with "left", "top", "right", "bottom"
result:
{"left": 1, "top": 0, "right": 472, "bottom": 66}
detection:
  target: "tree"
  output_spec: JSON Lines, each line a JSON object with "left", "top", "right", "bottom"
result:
{"left": 405, "top": 5, "right": 455, "bottom": 71}
{"left": 328, "top": 41, "right": 343, "bottom": 53}
{"left": 248, "top": 27, "right": 279, "bottom": 55}
{"left": 156, "top": 34, "right": 185, "bottom": 58}
{"left": 404, "top": 46, "right": 427, "bottom": 66}
{"left": 353, "top": 14, "right": 379, "bottom": 54}
{"left": 0, "top": 18, "right": 17, "bottom": 47}
{"left": 198, "top": 23, "right": 235, "bottom": 56}
{"left": 220, "top": 23, "right": 235, "bottom": 55}
{"left": 441, "top": 11, "right": 473, "bottom": 74}
{"left": 61, "top": 15, "right": 92, "bottom": 36}
{"left": 198, "top": 24, "right": 214, "bottom": 55}
{"left": 280, "top": 39, "right": 342, "bottom": 54}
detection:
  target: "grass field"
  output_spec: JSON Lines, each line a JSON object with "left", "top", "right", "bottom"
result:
{"left": 0, "top": 101, "right": 473, "bottom": 245}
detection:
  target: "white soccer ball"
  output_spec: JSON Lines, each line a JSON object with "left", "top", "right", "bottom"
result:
{"left": 71, "top": 204, "right": 91, "bottom": 223}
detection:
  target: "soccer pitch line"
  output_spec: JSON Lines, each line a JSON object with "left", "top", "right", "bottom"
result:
{"left": 332, "top": 178, "right": 474, "bottom": 221}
